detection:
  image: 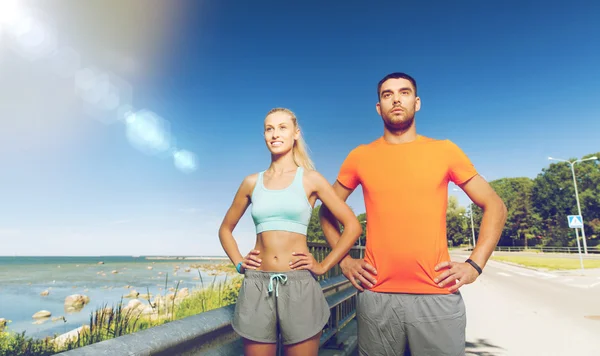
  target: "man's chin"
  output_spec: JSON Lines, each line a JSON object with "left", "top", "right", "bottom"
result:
{"left": 385, "top": 119, "right": 414, "bottom": 131}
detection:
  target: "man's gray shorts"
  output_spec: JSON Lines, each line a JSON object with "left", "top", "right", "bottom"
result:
{"left": 232, "top": 270, "right": 330, "bottom": 345}
{"left": 357, "top": 289, "right": 466, "bottom": 356}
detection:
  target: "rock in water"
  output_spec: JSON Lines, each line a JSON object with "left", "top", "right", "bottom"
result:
{"left": 64, "top": 294, "right": 90, "bottom": 313}
{"left": 32, "top": 310, "right": 52, "bottom": 319}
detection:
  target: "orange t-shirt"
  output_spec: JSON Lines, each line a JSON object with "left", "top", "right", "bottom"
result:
{"left": 337, "top": 135, "right": 478, "bottom": 294}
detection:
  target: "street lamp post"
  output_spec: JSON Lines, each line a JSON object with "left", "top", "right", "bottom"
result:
{"left": 469, "top": 203, "right": 476, "bottom": 248}
{"left": 548, "top": 156, "right": 598, "bottom": 255}
{"left": 453, "top": 188, "right": 477, "bottom": 249}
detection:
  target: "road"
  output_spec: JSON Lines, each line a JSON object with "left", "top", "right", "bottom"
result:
{"left": 452, "top": 252, "right": 600, "bottom": 356}
{"left": 489, "top": 250, "right": 600, "bottom": 260}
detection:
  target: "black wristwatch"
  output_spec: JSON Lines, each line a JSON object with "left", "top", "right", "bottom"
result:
{"left": 465, "top": 259, "right": 482, "bottom": 275}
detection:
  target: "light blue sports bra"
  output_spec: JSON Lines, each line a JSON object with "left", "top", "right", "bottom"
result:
{"left": 250, "top": 167, "right": 313, "bottom": 235}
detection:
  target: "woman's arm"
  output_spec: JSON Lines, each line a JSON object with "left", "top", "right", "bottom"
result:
{"left": 291, "top": 170, "right": 362, "bottom": 274}
{"left": 218, "top": 174, "right": 261, "bottom": 271}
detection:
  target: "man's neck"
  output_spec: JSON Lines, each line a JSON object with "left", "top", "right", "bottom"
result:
{"left": 383, "top": 125, "right": 418, "bottom": 144}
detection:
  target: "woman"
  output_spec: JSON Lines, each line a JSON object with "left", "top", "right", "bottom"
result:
{"left": 218, "top": 108, "right": 362, "bottom": 356}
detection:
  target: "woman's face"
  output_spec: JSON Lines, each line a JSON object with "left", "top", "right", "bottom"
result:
{"left": 264, "top": 111, "right": 298, "bottom": 155}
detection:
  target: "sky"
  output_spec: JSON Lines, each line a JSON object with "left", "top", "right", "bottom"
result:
{"left": 0, "top": 0, "right": 599, "bottom": 256}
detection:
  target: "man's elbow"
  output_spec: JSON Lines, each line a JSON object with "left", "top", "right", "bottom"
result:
{"left": 483, "top": 196, "right": 507, "bottom": 221}
{"left": 494, "top": 195, "right": 508, "bottom": 220}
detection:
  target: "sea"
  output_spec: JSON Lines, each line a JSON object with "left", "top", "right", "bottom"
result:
{"left": 0, "top": 256, "right": 230, "bottom": 339}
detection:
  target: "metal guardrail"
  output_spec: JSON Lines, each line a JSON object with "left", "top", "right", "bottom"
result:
{"left": 57, "top": 243, "right": 363, "bottom": 356}
{"left": 493, "top": 246, "right": 600, "bottom": 254}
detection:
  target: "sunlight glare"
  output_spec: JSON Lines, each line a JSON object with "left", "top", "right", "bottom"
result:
{"left": 125, "top": 110, "right": 172, "bottom": 156}
{"left": 173, "top": 150, "right": 197, "bottom": 173}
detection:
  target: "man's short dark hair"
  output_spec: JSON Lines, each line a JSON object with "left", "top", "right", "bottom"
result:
{"left": 377, "top": 72, "right": 417, "bottom": 99}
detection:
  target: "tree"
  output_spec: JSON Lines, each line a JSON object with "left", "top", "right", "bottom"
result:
{"left": 356, "top": 212, "right": 367, "bottom": 246}
{"left": 446, "top": 196, "right": 469, "bottom": 247}
{"left": 307, "top": 204, "right": 365, "bottom": 245}
{"left": 491, "top": 177, "right": 541, "bottom": 247}
{"left": 532, "top": 154, "right": 600, "bottom": 247}
{"left": 307, "top": 204, "right": 326, "bottom": 242}
{"left": 469, "top": 153, "right": 599, "bottom": 248}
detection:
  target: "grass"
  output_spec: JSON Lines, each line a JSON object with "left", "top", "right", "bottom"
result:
{"left": 0, "top": 268, "right": 243, "bottom": 356}
{"left": 492, "top": 255, "right": 600, "bottom": 270}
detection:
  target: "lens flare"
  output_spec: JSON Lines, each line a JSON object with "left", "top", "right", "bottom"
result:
{"left": 125, "top": 110, "right": 172, "bottom": 156}
{"left": 173, "top": 149, "right": 197, "bottom": 173}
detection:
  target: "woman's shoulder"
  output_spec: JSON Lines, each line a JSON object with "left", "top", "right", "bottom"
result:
{"left": 302, "top": 168, "right": 329, "bottom": 188}
{"left": 239, "top": 172, "right": 260, "bottom": 193}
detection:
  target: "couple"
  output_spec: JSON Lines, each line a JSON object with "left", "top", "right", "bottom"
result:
{"left": 218, "top": 72, "right": 507, "bottom": 356}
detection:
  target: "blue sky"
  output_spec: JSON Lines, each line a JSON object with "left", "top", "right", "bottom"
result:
{"left": 0, "top": 0, "right": 599, "bottom": 256}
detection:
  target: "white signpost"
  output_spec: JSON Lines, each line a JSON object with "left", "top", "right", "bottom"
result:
{"left": 567, "top": 215, "right": 585, "bottom": 270}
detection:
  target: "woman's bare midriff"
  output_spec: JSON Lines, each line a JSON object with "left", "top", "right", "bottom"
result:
{"left": 253, "top": 231, "right": 310, "bottom": 272}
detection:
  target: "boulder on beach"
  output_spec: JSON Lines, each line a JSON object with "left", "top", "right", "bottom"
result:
{"left": 53, "top": 325, "right": 90, "bottom": 348}
{"left": 33, "top": 310, "right": 52, "bottom": 319}
{"left": 41, "top": 289, "right": 50, "bottom": 296}
{"left": 98, "top": 261, "right": 104, "bottom": 265}
{"left": 64, "top": 294, "right": 90, "bottom": 313}
{"left": 123, "top": 289, "right": 139, "bottom": 298}
{"left": 138, "top": 293, "right": 153, "bottom": 300}
{"left": 125, "top": 299, "right": 143, "bottom": 310}
{"left": 111, "top": 270, "right": 118, "bottom": 274}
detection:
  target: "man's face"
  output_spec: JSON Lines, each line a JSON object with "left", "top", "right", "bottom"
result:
{"left": 376, "top": 78, "right": 421, "bottom": 131}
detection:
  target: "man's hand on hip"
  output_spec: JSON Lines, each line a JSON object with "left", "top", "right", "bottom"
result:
{"left": 434, "top": 261, "right": 480, "bottom": 293}
{"left": 340, "top": 257, "right": 377, "bottom": 291}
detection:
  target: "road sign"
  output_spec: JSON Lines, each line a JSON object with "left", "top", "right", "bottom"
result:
{"left": 568, "top": 215, "right": 583, "bottom": 228}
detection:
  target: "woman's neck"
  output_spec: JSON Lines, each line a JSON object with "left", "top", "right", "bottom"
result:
{"left": 268, "top": 152, "right": 298, "bottom": 174}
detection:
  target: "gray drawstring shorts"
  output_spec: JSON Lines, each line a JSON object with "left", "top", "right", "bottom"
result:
{"left": 232, "top": 269, "right": 330, "bottom": 345}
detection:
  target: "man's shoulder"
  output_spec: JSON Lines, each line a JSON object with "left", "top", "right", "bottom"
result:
{"left": 417, "top": 136, "right": 460, "bottom": 150}
{"left": 417, "top": 135, "right": 450, "bottom": 144}
{"left": 345, "top": 137, "right": 381, "bottom": 157}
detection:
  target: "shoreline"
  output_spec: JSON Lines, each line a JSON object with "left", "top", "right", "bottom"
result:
{"left": 145, "top": 256, "right": 230, "bottom": 260}
{"left": 0, "top": 260, "right": 237, "bottom": 340}
{"left": 0, "top": 265, "right": 243, "bottom": 354}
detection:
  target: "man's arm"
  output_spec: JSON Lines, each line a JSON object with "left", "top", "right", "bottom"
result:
{"left": 319, "top": 181, "right": 378, "bottom": 290}
{"left": 460, "top": 175, "right": 507, "bottom": 269}
{"left": 435, "top": 174, "right": 507, "bottom": 292}
{"left": 318, "top": 181, "right": 352, "bottom": 249}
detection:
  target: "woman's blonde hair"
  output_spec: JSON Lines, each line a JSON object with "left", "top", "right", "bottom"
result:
{"left": 265, "top": 108, "right": 315, "bottom": 171}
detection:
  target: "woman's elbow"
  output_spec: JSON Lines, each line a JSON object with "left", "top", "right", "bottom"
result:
{"left": 218, "top": 224, "right": 232, "bottom": 241}
{"left": 345, "top": 219, "right": 362, "bottom": 240}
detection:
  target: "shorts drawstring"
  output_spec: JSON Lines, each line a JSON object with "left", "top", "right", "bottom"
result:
{"left": 267, "top": 273, "right": 288, "bottom": 297}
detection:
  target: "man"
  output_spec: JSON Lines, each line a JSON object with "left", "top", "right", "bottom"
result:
{"left": 319, "top": 72, "right": 507, "bottom": 355}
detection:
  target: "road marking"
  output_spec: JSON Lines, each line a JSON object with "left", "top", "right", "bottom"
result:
{"left": 516, "top": 272, "right": 534, "bottom": 277}
{"left": 497, "top": 272, "right": 511, "bottom": 277}
{"left": 567, "top": 284, "right": 594, "bottom": 289}
{"left": 534, "top": 271, "right": 556, "bottom": 277}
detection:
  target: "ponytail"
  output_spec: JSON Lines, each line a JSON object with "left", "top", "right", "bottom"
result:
{"left": 266, "top": 108, "right": 315, "bottom": 171}
{"left": 293, "top": 127, "right": 315, "bottom": 171}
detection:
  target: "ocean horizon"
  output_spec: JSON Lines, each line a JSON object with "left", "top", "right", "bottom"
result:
{"left": 0, "top": 255, "right": 232, "bottom": 339}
